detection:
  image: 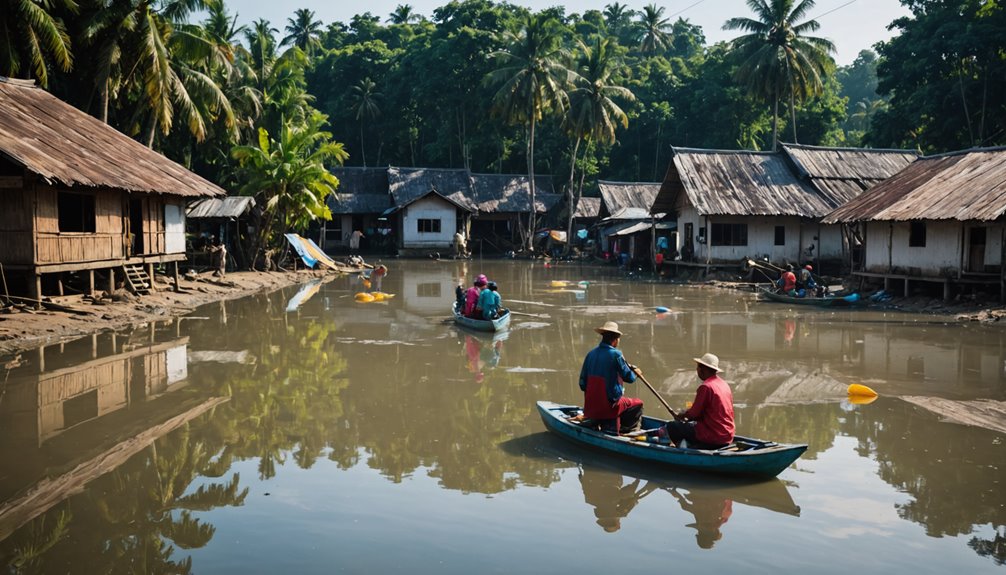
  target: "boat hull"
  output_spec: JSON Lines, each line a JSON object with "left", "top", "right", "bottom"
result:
{"left": 758, "top": 287, "right": 864, "bottom": 307}
{"left": 452, "top": 302, "right": 511, "bottom": 332}
{"left": 536, "top": 401, "right": 807, "bottom": 478}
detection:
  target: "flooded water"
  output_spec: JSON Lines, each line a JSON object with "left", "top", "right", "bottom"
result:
{"left": 0, "top": 260, "right": 1003, "bottom": 574}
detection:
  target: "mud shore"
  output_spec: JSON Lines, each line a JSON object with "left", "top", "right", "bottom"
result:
{"left": 0, "top": 269, "right": 333, "bottom": 357}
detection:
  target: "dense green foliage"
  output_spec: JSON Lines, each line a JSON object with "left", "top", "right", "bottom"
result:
{"left": 1, "top": 0, "right": 1003, "bottom": 244}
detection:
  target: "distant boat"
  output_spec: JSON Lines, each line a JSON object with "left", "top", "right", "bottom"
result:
{"left": 537, "top": 401, "right": 807, "bottom": 478}
{"left": 757, "top": 286, "right": 865, "bottom": 308}
{"left": 452, "top": 302, "right": 511, "bottom": 332}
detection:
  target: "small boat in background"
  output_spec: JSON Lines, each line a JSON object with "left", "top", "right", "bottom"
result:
{"left": 757, "top": 286, "right": 865, "bottom": 308}
{"left": 452, "top": 302, "right": 511, "bottom": 332}
{"left": 537, "top": 401, "right": 807, "bottom": 478}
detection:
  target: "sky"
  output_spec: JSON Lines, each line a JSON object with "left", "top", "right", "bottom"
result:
{"left": 220, "top": 0, "right": 910, "bottom": 66}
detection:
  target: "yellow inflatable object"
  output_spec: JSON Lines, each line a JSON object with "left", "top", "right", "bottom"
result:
{"left": 550, "top": 280, "right": 568, "bottom": 287}
{"left": 848, "top": 395, "right": 878, "bottom": 405}
{"left": 372, "top": 292, "right": 386, "bottom": 301}
{"left": 847, "top": 383, "right": 878, "bottom": 398}
{"left": 355, "top": 292, "right": 375, "bottom": 303}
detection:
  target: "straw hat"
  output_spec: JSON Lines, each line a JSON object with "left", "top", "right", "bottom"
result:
{"left": 594, "top": 321, "right": 622, "bottom": 336}
{"left": 693, "top": 353, "right": 723, "bottom": 373}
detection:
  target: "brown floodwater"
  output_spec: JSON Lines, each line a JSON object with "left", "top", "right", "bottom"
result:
{"left": 0, "top": 260, "right": 1003, "bottom": 574}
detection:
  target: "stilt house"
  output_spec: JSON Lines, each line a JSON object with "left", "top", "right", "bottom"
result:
{"left": 469, "top": 173, "right": 560, "bottom": 252}
{"left": 323, "top": 167, "right": 392, "bottom": 252}
{"left": 0, "top": 77, "right": 226, "bottom": 299}
{"left": 596, "top": 181, "right": 662, "bottom": 259}
{"left": 386, "top": 167, "right": 477, "bottom": 255}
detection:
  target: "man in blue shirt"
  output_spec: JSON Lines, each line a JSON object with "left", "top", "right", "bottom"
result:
{"left": 579, "top": 321, "right": 644, "bottom": 434}
{"left": 478, "top": 281, "right": 502, "bottom": 319}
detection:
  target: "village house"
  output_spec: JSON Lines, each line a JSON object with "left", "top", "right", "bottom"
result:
{"left": 595, "top": 180, "right": 663, "bottom": 262}
{"left": 469, "top": 173, "right": 560, "bottom": 253}
{"left": 650, "top": 145, "right": 916, "bottom": 274}
{"left": 0, "top": 77, "right": 225, "bottom": 300}
{"left": 386, "top": 167, "right": 477, "bottom": 256}
{"left": 322, "top": 167, "right": 392, "bottom": 252}
{"left": 822, "top": 147, "right": 1006, "bottom": 300}
{"left": 185, "top": 196, "right": 257, "bottom": 270}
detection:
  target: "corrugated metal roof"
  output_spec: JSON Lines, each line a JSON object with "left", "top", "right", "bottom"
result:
{"left": 574, "top": 196, "right": 601, "bottom": 218}
{"left": 387, "top": 167, "right": 478, "bottom": 211}
{"left": 597, "top": 180, "right": 660, "bottom": 215}
{"left": 782, "top": 144, "right": 918, "bottom": 206}
{"left": 187, "top": 196, "right": 256, "bottom": 219}
{"left": 609, "top": 221, "right": 652, "bottom": 236}
{"left": 822, "top": 148, "right": 1006, "bottom": 223}
{"left": 470, "top": 173, "right": 557, "bottom": 213}
{"left": 604, "top": 207, "right": 653, "bottom": 221}
{"left": 0, "top": 77, "right": 225, "bottom": 197}
{"left": 653, "top": 147, "right": 832, "bottom": 217}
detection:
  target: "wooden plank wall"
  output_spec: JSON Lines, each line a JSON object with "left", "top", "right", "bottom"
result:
{"left": 0, "top": 188, "right": 35, "bottom": 264}
{"left": 35, "top": 184, "right": 124, "bottom": 265}
{"left": 38, "top": 359, "right": 129, "bottom": 442}
{"left": 139, "top": 195, "right": 166, "bottom": 255}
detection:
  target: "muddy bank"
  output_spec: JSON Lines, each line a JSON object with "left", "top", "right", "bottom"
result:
{"left": 0, "top": 269, "right": 337, "bottom": 357}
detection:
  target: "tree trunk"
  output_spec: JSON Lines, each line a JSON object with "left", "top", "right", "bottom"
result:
{"left": 790, "top": 92, "right": 798, "bottom": 144}
{"left": 360, "top": 121, "right": 367, "bottom": 167}
{"left": 563, "top": 136, "right": 582, "bottom": 256}
{"left": 527, "top": 116, "right": 537, "bottom": 252}
{"left": 771, "top": 88, "right": 779, "bottom": 151}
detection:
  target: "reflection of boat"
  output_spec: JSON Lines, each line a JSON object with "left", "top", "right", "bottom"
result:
{"left": 758, "top": 287, "right": 865, "bottom": 308}
{"left": 452, "top": 302, "right": 511, "bottom": 332}
{"left": 537, "top": 401, "right": 807, "bottom": 478}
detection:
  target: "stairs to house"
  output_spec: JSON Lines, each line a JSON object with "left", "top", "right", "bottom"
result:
{"left": 123, "top": 264, "right": 152, "bottom": 296}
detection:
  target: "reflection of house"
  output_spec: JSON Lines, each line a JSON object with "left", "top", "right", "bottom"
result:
{"left": 823, "top": 148, "right": 1006, "bottom": 299}
{"left": 651, "top": 146, "right": 917, "bottom": 270}
{"left": 387, "top": 167, "right": 477, "bottom": 254}
{"left": 0, "top": 77, "right": 225, "bottom": 298}
{"left": 323, "top": 167, "right": 392, "bottom": 252}
{"left": 186, "top": 196, "right": 256, "bottom": 270}
{"left": 400, "top": 265, "right": 461, "bottom": 314}
{"left": 469, "top": 174, "right": 560, "bottom": 252}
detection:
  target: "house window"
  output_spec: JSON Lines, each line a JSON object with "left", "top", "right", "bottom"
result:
{"left": 909, "top": 221, "right": 926, "bottom": 247}
{"left": 711, "top": 223, "right": 748, "bottom": 246}
{"left": 417, "top": 218, "right": 441, "bottom": 233}
{"left": 774, "top": 226, "right": 786, "bottom": 246}
{"left": 324, "top": 219, "right": 343, "bottom": 246}
{"left": 58, "top": 192, "right": 96, "bottom": 233}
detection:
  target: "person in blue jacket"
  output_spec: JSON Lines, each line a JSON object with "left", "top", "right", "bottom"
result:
{"left": 478, "top": 281, "right": 502, "bottom": 320}
{"left": 579, "top": 321, "right": 644, "bottom": 434}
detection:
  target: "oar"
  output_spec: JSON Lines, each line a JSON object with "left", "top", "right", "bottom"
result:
{"left": 633, "top": 370, "right": 679, "bottom": 419}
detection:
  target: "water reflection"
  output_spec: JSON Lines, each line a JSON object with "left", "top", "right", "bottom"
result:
{"left": 0, "top": 262, "right": 1002, "bottom": 572}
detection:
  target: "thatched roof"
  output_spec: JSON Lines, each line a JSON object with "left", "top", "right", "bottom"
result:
{"left": 470, "top": 173, "right": 558, "bottom": 213}
{"left": 387, "top": 167, "right": 477, "bottom": 211}
{"left": 822, "top": 147, "right": 1006, "bottom": 223}
{"left": 597, "top": 180, "right": 660, "bottom": 215}
{"left": 187, "top": 196, "right": 256, "bottom": 219}
{"left": 0, "top": 77, "right": 225, "bottom": 197}
{"left": 652, "top": 147, "right": 830, "bottom": 218}
{"left": 782, "top": 144, "right": 918, "bottom": 206}
{"left": 327, "top": 167, "right": 391, "bottom": 214}
{"left": 573, "top": 196, "right": 600, "bottom": 219}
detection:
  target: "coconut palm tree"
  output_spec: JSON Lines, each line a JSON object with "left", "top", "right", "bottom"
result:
{"left": 637, "top": 4, "right": 672, "bottom": 54}
{"left": 723, "top": 0, "right": 835, "bottom": 150}
{"left": 603, "top": 3, "right": 635, "bottom": 38}
{"left": 281, "top": 8, "right": 322, "bottom": 54}
{"left": 388, "top": 4, "right": 420, "bottom": 25}
{"left": 485, "top": 13, "right": 573, "bottom": 251}
{"left": 563, "top": 36, "right": 634, "bottom": 253}
{"left": 0, "top": 0, "right": 74, "bottom": 87}
{"left": 349, "top": 77, "right": 382, "bottom": 167}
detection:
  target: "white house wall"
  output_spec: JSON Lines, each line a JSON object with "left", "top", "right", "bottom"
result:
{"left": 864, "top": 220, "right": 962, "bottom": 275}
{"left": 679, "top": 212, "right": 804, "bottom": 263}
{"left": 401, "top": 196, "right": 457, "bottom": 249}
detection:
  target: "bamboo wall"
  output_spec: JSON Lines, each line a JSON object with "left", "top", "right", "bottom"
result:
{"left": 34, "top": 184, "right": 123, "bottom": 264}
{"left": 0, "top": 187, "right": 35, "bottom": 264}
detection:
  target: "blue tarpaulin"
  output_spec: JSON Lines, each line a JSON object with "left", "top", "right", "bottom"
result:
{"left": 284, "top": 233, "right": 340, "bottom": 270}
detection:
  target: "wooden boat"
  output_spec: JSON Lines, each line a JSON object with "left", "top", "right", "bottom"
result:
{"left": 536, "top": 401, "right": 807, "bottom": 478}
{"left": 452, "top": 302, "right": 511, "bottom": 332}
{"left": 757, "top": 286, "right": 865, "bottom": 308}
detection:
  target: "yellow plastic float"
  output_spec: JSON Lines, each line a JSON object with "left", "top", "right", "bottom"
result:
{"left": 847, "top": 383, "right": 878, "bottom": 398}
{"left": 355, "top": 292, "right": 375, "bottom": 303}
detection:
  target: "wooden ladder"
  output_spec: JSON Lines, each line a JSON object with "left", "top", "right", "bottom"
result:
{"left": 123, "top": 264, "right": 152, "bottom": 296}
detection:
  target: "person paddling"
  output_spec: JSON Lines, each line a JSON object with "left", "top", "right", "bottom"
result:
{"left": 579, "top": 321, "right": 644, "bottom": 434}
{"left": 660, "top": 353, "right": 734, "bottom": 449}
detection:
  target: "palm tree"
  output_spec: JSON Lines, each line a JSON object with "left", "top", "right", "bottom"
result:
{"left": 388, "top": 4, "right": 420, "bottom": 25}
{"left": 349, "top": 77, "right": 382, "bottom": 167}
{"left": 603, "top": 3, "right": 635, "bottom": 37}
{"left": 724, "top": 0, "right": 835, "bottom": 149}
{"left": 563, "top": 36, "right": 634, "bottom": 253}
{"left": 485, "top": 13, "right": 573, "bottom": 251}
{"left": 281, "top": 8, "right": 322, "bottom": 54}
{"left": 231, "top": 111, "right": 348, "bottom": 268}
{"left": 637, "top": 4, "right": 672, "bottom": 54}
{"left": 0, "top": 0, "right": 74, "bottom": 87}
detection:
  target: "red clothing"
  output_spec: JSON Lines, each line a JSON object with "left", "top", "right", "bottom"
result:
{"left": 464, "top": 286, "right": 482, "bottom": 317}
{"left": 780, "top": 271, "right": 796, "bottom": 292}
{"left": 682, "top": 375, "right": 734, "bottom": 445}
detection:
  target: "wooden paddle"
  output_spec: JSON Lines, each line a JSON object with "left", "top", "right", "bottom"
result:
{"left": 632, "top": 369, "right": 679, "bottom": 419}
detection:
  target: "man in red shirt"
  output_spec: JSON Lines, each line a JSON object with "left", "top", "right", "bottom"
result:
{"left": 661, "top": 353, "right": 735, "bottom": 448}
{"left": 776, "top": 264, "right": 797, "bottom": 295}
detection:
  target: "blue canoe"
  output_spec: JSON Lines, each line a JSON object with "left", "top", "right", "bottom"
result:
{"left": 758, "top": 286, "right": 865, "bottom": 308}
{"left": 537, "top": 401, "right": 807, "bottom": 478}
{"left": 452, "top": 302, "right": 511, "bottom": 332}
